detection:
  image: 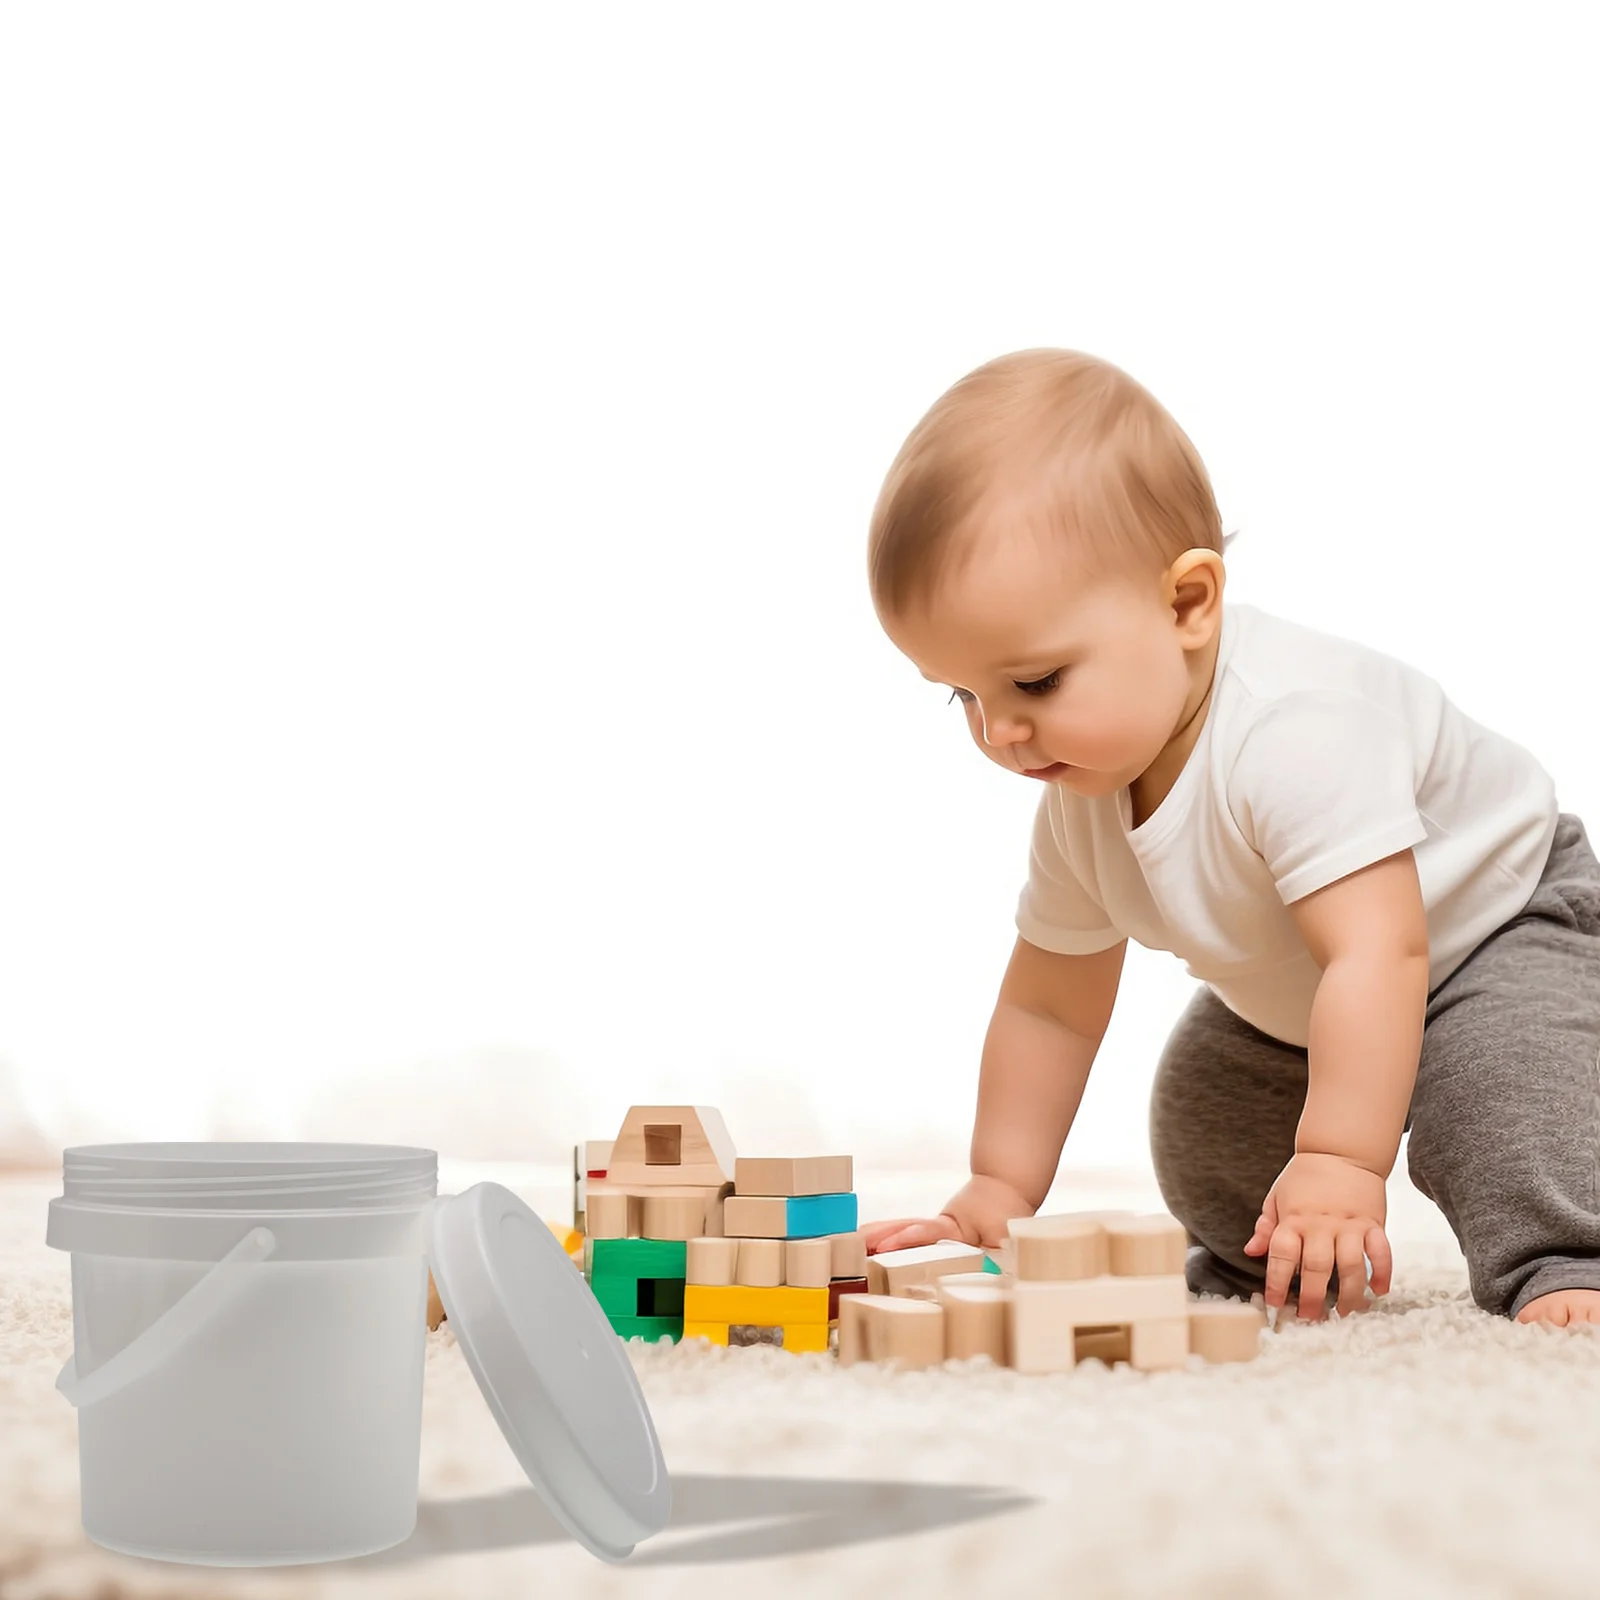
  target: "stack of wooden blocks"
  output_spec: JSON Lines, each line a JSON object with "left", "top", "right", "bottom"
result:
{"left": 840, "top": 1211, "right": 1265, "bottom": 1371}
{"left": 579, "top": 1105, "right": 873, "bottom": 1351}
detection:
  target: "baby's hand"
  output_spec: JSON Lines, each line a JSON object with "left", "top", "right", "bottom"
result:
{"left": 1242, "top": 1151, "right": 1392, "bottom": 1320}
{"left": 861, "top": 1214, "right": 974, "bottom": 1255}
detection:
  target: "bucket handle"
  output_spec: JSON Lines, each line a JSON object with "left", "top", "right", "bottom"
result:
{"left": 56, "top": 1225, "right": 279, "bottom": 1410}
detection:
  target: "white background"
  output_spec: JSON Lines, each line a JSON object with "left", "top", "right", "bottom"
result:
{"left": 2, "top": 6, "right": 1594, "bottom": 1187}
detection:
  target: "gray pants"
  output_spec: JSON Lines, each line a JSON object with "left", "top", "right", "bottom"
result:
{"left": 1148, "top": 812, "right": 1600, "bottom": 1319}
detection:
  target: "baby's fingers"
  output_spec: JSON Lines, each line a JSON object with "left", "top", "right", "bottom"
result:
{"left": 1263, "top": 1227, "right": 1301, "bottom": 1312}
{"left": 1365, "top": 1225, "right": 1393, "bottom": 1297}
{"left": 1334, "top": 1228, "right": 1372, "bottom": 1317}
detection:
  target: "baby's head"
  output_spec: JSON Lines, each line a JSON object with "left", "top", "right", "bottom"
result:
{"left": 868, "top": 348, "right": 1231, "bottom": 795}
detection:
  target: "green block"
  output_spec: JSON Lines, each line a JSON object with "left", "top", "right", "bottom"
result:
{"left": 588, "top": 1272, "right": 686, "bottom": 1319}
{"left": 588, "top": 1238, "right": 687, "bottom": 1277}
{"left": 982, "top": 1254, "right": 1002, "bottom": 1274}
{"left": 608, "top": 1313, "right": 682, "bottom": 1343}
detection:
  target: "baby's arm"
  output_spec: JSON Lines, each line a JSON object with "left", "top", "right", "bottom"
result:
{"left": 1287, "top": 848, "right": 1430, "bottom": 1175}
{"left": 1240, "top": 846, "right": 1428, "bottom": 1317}
{"left": 866, "top": 936, "right": 1127, "bottom": 1252}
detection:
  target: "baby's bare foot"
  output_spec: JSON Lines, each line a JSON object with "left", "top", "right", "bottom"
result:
{"left": 1515, "top": 1288, "right": 1600, "bottom": 1327}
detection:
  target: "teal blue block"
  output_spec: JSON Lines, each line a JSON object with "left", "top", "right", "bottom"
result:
{"left": 981, "top": 1254, "right": 1002, "bottom": 1274}
{"left": 786, "top": 1192, "right": 857, "bottom": 1237}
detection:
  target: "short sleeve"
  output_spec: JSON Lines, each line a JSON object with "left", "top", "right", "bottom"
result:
{"left": 1228, "top": 690, "right": 1429, "bottom": 904}
{"left": 1013, "top": 792, "right": 1124, "bottom": 954}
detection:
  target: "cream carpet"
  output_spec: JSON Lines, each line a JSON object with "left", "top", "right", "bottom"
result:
{"left": 4, "top": 1170, "right": 1599, "bottom": 1600}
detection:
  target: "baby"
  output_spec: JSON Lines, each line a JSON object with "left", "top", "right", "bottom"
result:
{"left": 860, "top": 348, "right": 1600, "bottom": 1327}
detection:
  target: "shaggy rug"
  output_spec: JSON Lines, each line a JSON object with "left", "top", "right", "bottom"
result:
{"left": 3, "top": 1170, "right": 1598, "bottom": 1600}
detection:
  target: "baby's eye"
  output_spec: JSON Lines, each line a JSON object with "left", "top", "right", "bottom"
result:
{"left": 946, "top": 669, "right": 1062, "bottom": 707}
{"left": 1016, "top": 670, "right": 1062, "bottom": 696}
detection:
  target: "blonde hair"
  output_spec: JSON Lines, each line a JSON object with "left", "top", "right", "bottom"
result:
{"left": 867, "top": 348, "right": 1235, "bottom": 620}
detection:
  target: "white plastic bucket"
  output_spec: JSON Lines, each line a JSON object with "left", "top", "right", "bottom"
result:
{"left": 47, "top": 1142, "right": 441, "bottom": 1566}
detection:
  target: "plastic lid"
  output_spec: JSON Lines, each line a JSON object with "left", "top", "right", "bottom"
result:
{"left": 426, "top": 1183, "right": 672, "bottom": 1562}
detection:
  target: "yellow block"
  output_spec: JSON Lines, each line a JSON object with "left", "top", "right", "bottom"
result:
{"left": 683, "top": 1283, "right": 830, "bottom": 1325}
{"left": 779, "top": 1322, "right": 829, "bottom": 1354}
{"left": 549, "top": 1222, "right": 583, "bottom": 1259}
{"left": 682, "top": 1320, "right": 730, "bottom": 1346}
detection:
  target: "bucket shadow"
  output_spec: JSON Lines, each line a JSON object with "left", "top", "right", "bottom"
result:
{"left": 345, "top": 1473, "right": 1037, "bottom": 1566}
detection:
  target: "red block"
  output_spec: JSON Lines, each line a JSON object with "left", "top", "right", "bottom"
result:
{"left": 828, "top": 1276, "right": 869, "bottom": 1321}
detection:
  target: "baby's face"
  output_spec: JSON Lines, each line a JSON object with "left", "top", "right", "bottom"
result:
{"left": 882, "top": 537, "right": 1195, "bottom": 797}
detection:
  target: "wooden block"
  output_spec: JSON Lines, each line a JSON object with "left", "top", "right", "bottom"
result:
{"left": 588, "top": 1237, "right": 687, "bottom": 1279}
{"left": 937, "top": 1283, "right": 1008, "bottom": 1364}
{"left": 584, "top": 1138, "right": 613, "bottom": 1176}
{"left": 864, "top": 1292, "right": 947, "bottom": 1369}
{"left": 865, "top": 1239, "right": 986, "bottom": 1296}
{"left": 683, "top": 1283, "right": 830, "bottom": 1326}
{"left": 1188, "top": 1299, "right": 1267, "bottom": 1363}
{"left": 1106, "top": 1214, "right": 1188, "bottom": 1277}
{"left": 830, "top": 1230, "right": 868, "bottom": 1280}
{"left": 778, "top": 1322, "right": 830, "bottom": 1354}
{"left": 736, "top": 1237, "right": 784, "bottom": 1287}
{"left": 1074, "top": 1325, "right": 1131, "bottom": 1365}
{"left": 1007, "top": 1214, "right": 1108, "bottom": 1281}
{"left": 682, "top": 1319, "right": 729, "bottom": 1346}
{"left": 1009, "top": 1275, "right": 1188, "bottom": 1374}
{"left": 724, "top": 1195, "right": 787, "bottom": 1237}
{"left": 584, "top": 1189, "right": 635, "bottom": 1240}
{"left": 641, "top": 1192, "right": 711, "bottom": 1242}
{"left": 1014, "top": 1272, "right": 1187, "bottom": 1325}
{"left": 828, "top": 1275, "right": 869, "bottom": 1321}
{"left": 644, "top": 1123, "right": 682, "bottom": 1165}
{"left": 725, "top": 1193, "right": 858, "bottom": 1239}
{"left": 1129, "top": 1315, "right": 1190, "bottom": 1371}
{"left": 778, "top": 1236, "right": 828, "bottom": 1288}
{"left": 903, "top": 1282, "right": 940, "bottom": 1301}
{"left": 686, "top": 1236, "right": 739, "bottom": 1286}
{"left": 735, "top": 1156, "right": 854, "bottom": 1196}
{"left": 426, "top": 1270, "right": 446, "bottom": 1330}
{"left": 934, "top": 1270, "right": 1013, "bottom": 1292}
{"left": 605, "top": 1105, "right": 738, "bottom": 1188}
{"left": 836, "top": 1291, "right": 889, "bottom": 1365}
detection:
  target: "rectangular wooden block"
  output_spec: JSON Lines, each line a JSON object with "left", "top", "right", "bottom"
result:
{"left": 783, "top": 1236, "right": 833, "bottom": 1289}
{"left": 588, "top": 1237, "right": 687, "bottom": 1279}
{"left": 849, "top": 1297, "right": 947, "bottom": 1369}
{"left": 827, "top": 1275, "right": 869, "bottom": 1322}
{"left": 686, "top": 1236, "right": 739, "bottom": 1286}
{"left": 1188, "top": 1300, "right": 1267, "bottom": 1363}
{"left": 865, "top": 1239, "right": 987, "bottom": 1296}
{"left": 736, "top": 1237, "right": 784, "bottom": 1288}
{"left": 937, "top": 1283, "right": 1009, "bottom": 1364}
{"left": 1129, "top": 1315, "right": 1190, "bottom": 1371}
{"left": 724, "top": 1192, "right": 858, "bottom": 1239}
{"left": 1009, "top": 1274, "right": 1188, "bottom": 1373}
{"left": 837, "top": 1292, "right": 896, "bottom": 1367}
{"left": 683, "top": 1283, "right": 830, "bottom": 1326}
{"left": 830, "top": 1230, "right": 868, "bottom": 1280}
{"left": 583, "top": 1139, "right": 613, "bottom": 1177}
{"left": 735, "top": 1156, "right": 854, "bottom": 1196}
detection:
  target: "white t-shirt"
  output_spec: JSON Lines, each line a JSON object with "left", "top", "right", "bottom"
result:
{"left": 1013, "top": 601, "right": 1560, "bottom": 1047}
